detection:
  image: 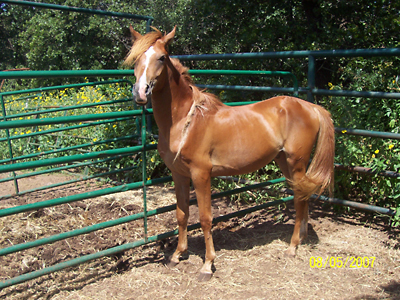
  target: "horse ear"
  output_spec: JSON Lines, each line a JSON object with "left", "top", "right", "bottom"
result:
{"left": 129, "top": 24, "right": 142, "bottom": 42}
{"left": 162, "top": 26, "right": 177, "bottom": 46}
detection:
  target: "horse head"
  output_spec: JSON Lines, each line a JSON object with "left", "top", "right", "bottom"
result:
{"left": 125, "top": 26, "right": 176, "bottom": 106}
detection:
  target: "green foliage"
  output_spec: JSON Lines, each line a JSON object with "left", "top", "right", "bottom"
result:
{"left": 321, "top": 71, "right": 399, "bottom": 225}
{"left": 3, "top": 0, "right": 400, "bottom": 89}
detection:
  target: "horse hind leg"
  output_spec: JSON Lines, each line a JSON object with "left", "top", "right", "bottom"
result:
{"left": 275, "top": 152, "right": 310, "bottom": 257}
{"left": 286, "top": 193, "right": 309, "bottom": 257}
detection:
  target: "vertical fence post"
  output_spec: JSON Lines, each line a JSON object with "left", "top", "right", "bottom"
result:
{"left": 307, "top": 55, "right": 316, "bottom": 102}
{"left": 0, "top": 94, "right": 20, "bottom": 194}
{"left": 146, "top": 18, "right": 153, "bottom": 33}
{"left": 141, "top": 107, "right": 148, "bottom": 242}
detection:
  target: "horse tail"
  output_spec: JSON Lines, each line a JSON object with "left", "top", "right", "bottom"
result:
{"left": 293, "top": 105, "right": 335, "bottom": 201}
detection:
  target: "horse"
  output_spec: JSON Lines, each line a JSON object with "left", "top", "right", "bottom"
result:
{"left": 124, "top": 26, "right": 335, "bottom": 281}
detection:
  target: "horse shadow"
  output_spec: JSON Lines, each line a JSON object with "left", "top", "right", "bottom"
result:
{"left": 353, "top": 280, "right": 400, "bottom": 300}
{"left": 161, "top": 198, "right": 320, "bottom": 264}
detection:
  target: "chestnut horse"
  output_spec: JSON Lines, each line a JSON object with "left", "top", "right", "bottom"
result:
{"left": 124, "top": 26, "right": 335, "bottom": 281}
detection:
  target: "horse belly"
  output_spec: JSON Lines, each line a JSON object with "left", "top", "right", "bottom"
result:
{"left": 209, "top": 108, "right": 282, "bottom": 176}
{"left": 210, "top": 135, "right": 280, "bottom": 177}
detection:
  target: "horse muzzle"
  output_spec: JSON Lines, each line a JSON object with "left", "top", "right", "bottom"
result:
{"left": 132, "top": 82, "right": 153, "bottom": 106}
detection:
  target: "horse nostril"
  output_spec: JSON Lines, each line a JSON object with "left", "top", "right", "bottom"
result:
{"left": 145, "top": 84, "right": 150, "bottom": 94}
{"left": 132, "top": 85, "right": 139, "bottom": 96}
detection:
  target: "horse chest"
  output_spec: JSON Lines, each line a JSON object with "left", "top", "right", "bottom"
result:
{"left": 157, "top": 136, "right": 191, "bottom": 176}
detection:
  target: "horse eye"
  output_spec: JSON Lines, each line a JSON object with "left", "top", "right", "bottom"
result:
{"left": 158, "top": 55, "right": 166, "bottom": 62}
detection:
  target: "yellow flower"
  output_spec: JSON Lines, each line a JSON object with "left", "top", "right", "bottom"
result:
{"left": 388, "top": 144, "right": 394, "bottom": 150}
{"left": 93, "top": 138, "right": 97, "bottom": 142}
{"left": 372, "top": 154, "right": 375, "bottom": 158}
{"left": 374, "top": 149, "right": 379, "bottom": 154}
{"left": 113, "top": 124, "right": 117, "bottom": 128}
{"left": 341, "top": 130, "right": 347, "bottom": 134}
{"left": 151, "top": 157, "right": 155, "bottom": 163}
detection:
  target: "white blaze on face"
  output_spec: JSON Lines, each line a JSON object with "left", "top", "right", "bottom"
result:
{"left": 138, "top": 46, "right": 156, "bottom": 101}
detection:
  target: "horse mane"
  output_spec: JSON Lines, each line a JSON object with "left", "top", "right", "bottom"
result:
{"left": 169, "top": 57, "right": 223, "bottom": 109}
{"left": 169, "top": 58, "right": 224, "bottom": 161}
{"left": 123, "top": 29, "right": 163, "bottom": 66}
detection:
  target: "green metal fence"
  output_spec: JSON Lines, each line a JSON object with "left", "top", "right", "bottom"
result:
{"left": 1, "top": 0, "right": 399, "bottom": 291}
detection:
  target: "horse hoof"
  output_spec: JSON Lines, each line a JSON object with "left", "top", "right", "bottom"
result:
{"left": 165, "top": 257, "right": 179, "bottom": 268}
{"left": 284, "top": 248, "right": 296, "bottom": 258}
{"left": 198, "top": 272, "right": 213, "bottom": 282}
{"left": 167, "top": 260, "right": 179, "bottom": 268}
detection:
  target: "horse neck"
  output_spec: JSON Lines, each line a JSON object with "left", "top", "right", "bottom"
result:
{"left": 151, "top": 59, "right": 194, "bottom": 135}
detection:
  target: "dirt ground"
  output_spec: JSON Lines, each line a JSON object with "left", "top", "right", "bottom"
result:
{"left": 0, "top": 173, "right": 399, "bottom": 300}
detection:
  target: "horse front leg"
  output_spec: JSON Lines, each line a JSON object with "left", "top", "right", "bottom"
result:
{"left": 168, "top": 171, "right": 191, "bottom": 267}
{"left": 191, "top": 168, "right": 215, "bottom": 281}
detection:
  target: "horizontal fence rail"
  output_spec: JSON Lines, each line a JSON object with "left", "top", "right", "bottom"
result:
{"left": 0, "top": 70, "right": 135, "bottom": 80}
{"left": 172, "top": 48, "right": 400, "bottom": 60}
{"left": 173, "top": 47, "right": 400, "bottom": 102}
{"left": 188, "top": 70, "right": 299, "bottom": 96}
{"left": 1, "top": 0, "right": 154, "bottom": 21}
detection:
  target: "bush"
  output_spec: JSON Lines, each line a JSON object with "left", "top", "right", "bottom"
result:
{"left": 321, "top": 68, "right": 400, "bottom": 225}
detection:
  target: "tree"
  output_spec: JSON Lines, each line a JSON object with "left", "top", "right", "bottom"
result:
{"left": 1, "top": 0, "right": 399, "bottom": 90}
{"left": 0, "top": 3, "right": 35, "bottom": 70}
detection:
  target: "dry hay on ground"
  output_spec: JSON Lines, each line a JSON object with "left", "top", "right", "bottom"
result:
{"left": 0, "top": 174, "right": 399, "bottom": 300}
